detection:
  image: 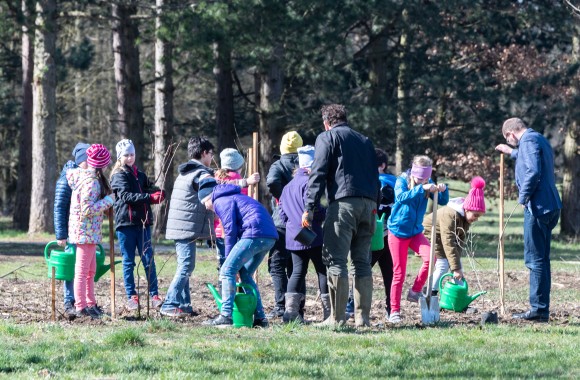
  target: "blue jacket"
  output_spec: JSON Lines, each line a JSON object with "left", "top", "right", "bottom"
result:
{"left": 54, "top": 161, "right": 77, "bottom": 240}
{"left": 279, "top": 168, "right": 325, "bottom": 251}
{"left": 212, "top": 184, "right": 278, "bottom": 257}
{"left": 387, "top": 171, "right": 449, "bottom": 238}
{"left": 511, "top": 129, "right": 562, "bottom": 215}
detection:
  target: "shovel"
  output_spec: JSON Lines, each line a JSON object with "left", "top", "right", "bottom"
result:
{"left": 420, "top": 192, "right": 440, "bottom": 324}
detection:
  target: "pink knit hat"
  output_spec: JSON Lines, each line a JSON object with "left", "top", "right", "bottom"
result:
{"left": 463, "top": 176, "right": 486, "bottom": 213}
{"left": 86, "top": 144, "right": 111, "bottom": 169}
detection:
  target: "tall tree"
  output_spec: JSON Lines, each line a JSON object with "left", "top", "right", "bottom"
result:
{"left": 13, "top": 0, "right": 34, "bottom": 230}
{"left": 112, "top": 0, "right": 144, "bottom": 166}
{"left": 29, "top": 0, "right": 57, "bottom": 234}
{"left": 153, "top": 0, "right": 175, "bottom": 237}
{"left": 214, "top": 39, "right": 235, "bottom": 152}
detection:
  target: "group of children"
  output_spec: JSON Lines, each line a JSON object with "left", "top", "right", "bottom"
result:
{"left": 56, "top": 133, "right": 487, "bottom": 326}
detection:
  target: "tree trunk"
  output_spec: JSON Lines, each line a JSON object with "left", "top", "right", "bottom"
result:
{"left": 214, "top": 40, "right": 235, "bottom": 153}
{"left": 29, "top": 0, "right": 57, "bottom": 234}
{"left": 153, "top": 0, "right": 175, "bottom": 238}
{"left": 13, "top": 0, "right": 34, "bottom": 230}
{"left": 561, "top": 32, "right": 580, "bottom": 238}
{"left": 395, "top": 10, "right": 409, "bottom": 174}
{"left": 112, "top": 0, "right": 145, "bottom": 167}
{"left": 258, "top": 44, "right": 284, "bottom": 207}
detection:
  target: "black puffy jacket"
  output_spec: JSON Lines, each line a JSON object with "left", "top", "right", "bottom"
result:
{"left": 54, "top": 161, "right": 77, "bottom": 240}
{"left": 111, "top": 165, "right": 158, "bottom": 230}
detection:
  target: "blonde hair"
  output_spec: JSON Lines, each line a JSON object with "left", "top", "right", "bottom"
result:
{"left": 407, "top": 155, "right": 432, "bottom": 188}
{"left": 215, "top": 168, "right": 229, "bottom": 182}
{"left": 110, "top": 159, "right": 130, "bottom": 180}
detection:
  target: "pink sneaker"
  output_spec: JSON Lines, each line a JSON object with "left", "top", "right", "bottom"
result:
{"left": 127, "top": 295, "right": 139, "bottom": 311}
{"left": 151, "top": 295, "right": 163, "bottom": 309}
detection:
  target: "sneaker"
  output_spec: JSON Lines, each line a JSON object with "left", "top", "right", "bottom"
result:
{"left": 87, "top": 306, "right": 103, "bottom": 319}
{"left": 267, "top": 308, "right": 284, "bottom": 319}
{"left": 253, "top": 317, "right": 269, "bottom": 328}
{"left": 388, "top": 311, "right": 401, "bottom": 324}
{"left": 203, "top": 314, "right": 233, "bottom": 328}
{"left": 126, "top": 295, "right": 139, "bottom": 311}
{"left": 406, "top": 289, "right": 422, "bottom": 303}
{"left": 64, "top": 301, "right": 77, "bottom": 320}
{"left": 160, "top": 307, "right": 187, "bottom": 318}
{"left": 151, "top": 295, "right": 163, "bottom": 309}
{"left": 77, "top": 307, "right": 100, "bottom": 319}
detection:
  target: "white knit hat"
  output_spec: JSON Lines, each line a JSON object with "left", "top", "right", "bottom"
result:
{"left": 298, "top": 145, "right": 315, "bottom": 169}
{"left": 220, "top": 148, "right": 245, "bottom": 171}
{"left": 115, "top": 139, "right": 135, "bottom": 160}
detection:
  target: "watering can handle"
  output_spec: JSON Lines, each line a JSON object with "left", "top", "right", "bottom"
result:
{"left": 44, "top": 240, "right": 75, "bottom": 261}
{"left": 438, "top": 272, "right": 468, "bottom": 290}
{"left": 236, "top": 283, "right": 259, "bottom": 299}
{"left": 378, "top": 213, "right": 385, "bottom": 222}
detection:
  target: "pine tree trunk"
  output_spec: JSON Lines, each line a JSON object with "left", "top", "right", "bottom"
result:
{"left": 214, "top": 40, "right": 235, "bottom": 153}
{"left": 29, "top": 0, "right": 57, "bottom": 234}
{"left": 153, "top": 0, "right": 175, "bottom": 238}
{"left": 395, "top": 11, "right": 409, "bottom": 174}
{"left": 561, "top": 32, "right": 580, "bottom": 238}
{"left": 13, "top": 0, "right": 34, "bottom": 230}
{"left": 258, "top": 44, "right": 284, "bottom": 207}
{"left": 112, "top": 1, "right": 145, "bottom": 167}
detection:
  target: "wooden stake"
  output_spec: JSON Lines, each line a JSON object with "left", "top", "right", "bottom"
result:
{"left": 248, "top": 147, "right": 254, "bottom": 198}
{"left": 252, "top": 132, "right": 259, "bottom": 200}
{"left": 109, "top": 209, "right": 116, "bottom": 319}
{"left": 51, "top": 266, "right": 56, "bottom": 321}
{"left": 499, "top": 154, "right": 506, "bottom": 316}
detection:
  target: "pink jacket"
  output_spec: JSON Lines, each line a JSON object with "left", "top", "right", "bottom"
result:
{"left": 214, "top": 171, "right": 248, "bottom": 238}
{"left": 66, "top": 168, "right": 114, "bottom": 244}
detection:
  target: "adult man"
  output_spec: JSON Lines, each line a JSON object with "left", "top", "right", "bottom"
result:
{"left": 54, "top": 142, "right": 90, "bottom": 319}
{"left": 265, "top": 131, "right": 303, "bottom": 318}
{"left": 160, "top": 137, "right": 216, "bottom": 318}
{"left": 303, "top": 104, "right": 379, "bottom": 327}
{"left": 496, "top": 118, "right": 562, "bottom": 322}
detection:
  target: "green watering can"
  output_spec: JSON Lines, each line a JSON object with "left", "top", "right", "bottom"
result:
{"left": 370, "top": 214, "right": 386, "bottom": 251}
{"left": 206, "top": 282, "right": 258, "bottom": 328}
{"left": 438, "top": 273, "right": 487, "bottom": 312}
{"left": 44, "top": 241, "right": 121, "bottom": 282}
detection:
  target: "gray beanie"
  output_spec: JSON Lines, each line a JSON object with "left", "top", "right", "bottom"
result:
{"left": 72, "top": 143, "right": 90, "bottom": 165}
{"left": 220, "top": 148, "right": 245, "bottom": 171}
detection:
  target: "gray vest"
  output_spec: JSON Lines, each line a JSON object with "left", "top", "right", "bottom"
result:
{"left": 165, "top": 168, "right": 215, "bottom": 240}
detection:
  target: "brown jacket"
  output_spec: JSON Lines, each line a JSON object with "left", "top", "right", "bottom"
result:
{"left": 423, "top": 202, "right": 471, "bottom": 271}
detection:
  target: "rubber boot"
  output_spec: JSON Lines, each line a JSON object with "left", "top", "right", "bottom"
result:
{"left": 282, "top": 293, "right": 304, "bottom": 323}
{"left": 320, "top": 293, "right": 331, "bottom": 321}
{"left": 319, "top": 275, "right": 349, "bottom": 326}
{"left": 353, "top": 276, "right": 373, "bottom": 327}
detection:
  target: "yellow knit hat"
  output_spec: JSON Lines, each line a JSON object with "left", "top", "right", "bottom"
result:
{"left": 280, "top": 131, "right": 303, "bottom": 154}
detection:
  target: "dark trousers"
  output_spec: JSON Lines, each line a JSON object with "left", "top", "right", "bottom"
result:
{"left": 523, "top": 208, "right": 560, "bottom": 314}
{"left": 287, "top": 246, "right": 328, "bottom": 295}
{"left": 268, "top": 229, "right": 293, "bottom": 311}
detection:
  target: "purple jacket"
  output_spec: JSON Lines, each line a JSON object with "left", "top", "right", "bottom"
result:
{"left": 279, "top": 168, "right": 325, "bottom": 251}
{"left": 212, "top": 184, "right": 278, "bottom": 257}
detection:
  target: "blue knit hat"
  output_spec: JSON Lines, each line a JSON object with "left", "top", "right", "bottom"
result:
{"left": 72, "top": 143, "right": 90, "bottom": 165}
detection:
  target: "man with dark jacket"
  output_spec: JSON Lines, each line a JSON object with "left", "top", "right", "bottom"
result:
{"left": 54, "top": 142, "right": 90, "bottom": 318}
{"left": 496, "top": 118, "right": 562, "bottom": 322}
{"left": 265, "top": 131, "right": 303, "bottom": 318}
{"left": 160, "top": 137, "right": 216, "bottom": 318}
{"left": 303, "top": 104, "right": 379, "bottom": 327}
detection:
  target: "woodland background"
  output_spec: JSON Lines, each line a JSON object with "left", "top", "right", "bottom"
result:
{"left": 0, "top": 0, "right": 579, "bottom": 238}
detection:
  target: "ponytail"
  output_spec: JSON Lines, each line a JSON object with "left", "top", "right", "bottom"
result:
{"left": 96, "top": 168, "right": 112, "bottom": 199}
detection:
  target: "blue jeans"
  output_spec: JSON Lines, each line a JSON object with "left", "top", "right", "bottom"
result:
{"left": 523, "top": 208, "right": 560, "bottom": 314}
{"left": 216, "top": 238, "right": 226, "bottom": 271}
{"left": 161, "top": 239, "right": 196, "bottom": 313}
{"left": 117, "top": 226, "right": 158, "bottom": 298}
{"left": 220, "top": 238, "right": 275, "bottom": 319}
{"left": 63, "top": 244, "right": 75, "bottom": 305}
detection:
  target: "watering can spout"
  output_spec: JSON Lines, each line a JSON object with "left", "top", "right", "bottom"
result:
{"left": 206, "top": 283, "right": 223, "bottom": 309}
{"left": 468, "top": 291, "right": 487, "bottom": 304}
{"left": 94, "top": 259, "right": 122, "bottom": 282}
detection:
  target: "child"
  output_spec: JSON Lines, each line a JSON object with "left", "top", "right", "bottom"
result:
{"left": 423, "top": 176, "right": 486, "bottom": 294}
{"left": 200, "top": 180, "right": 278, "bottom": 328}
{"left": 213, "top": 148, "right": 259, "bottom": 271}
{"left": 279, "top": 145, "right": 328, "bottom": 323}
{"left": 54, "top": 142, "right": 90, "bottom": 318}
{"left": 66, "top": 144, "right": 114, "bottom": 318}
{"left": 387, "top": 155, "right": 449, "bottom": 324}
{"left": 111, "top": 139, "right": 165, "bottom": 311}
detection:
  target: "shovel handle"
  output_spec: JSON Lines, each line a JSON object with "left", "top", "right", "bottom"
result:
{"left": 425, "top": 193, "right": 439, "bottom": 303}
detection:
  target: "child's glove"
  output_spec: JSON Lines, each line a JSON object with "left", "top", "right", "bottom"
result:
{"left": 150, "top": 190, "right": 166, "bottom": 204}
